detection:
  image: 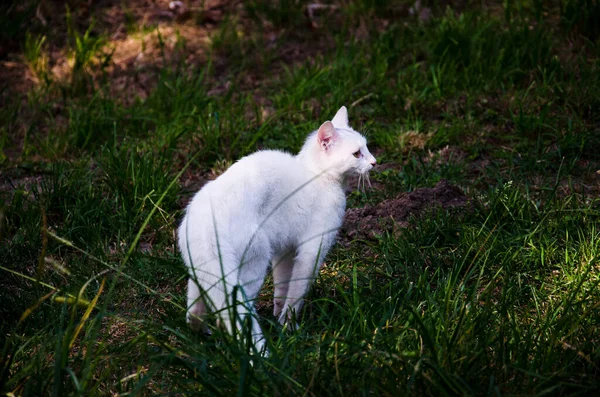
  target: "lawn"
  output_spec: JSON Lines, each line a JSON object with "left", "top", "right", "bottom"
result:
{"left": 1, "top": 0, "right": 600, "bottom": 395}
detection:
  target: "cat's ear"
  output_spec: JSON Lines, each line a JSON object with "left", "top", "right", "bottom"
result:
{"left": 331, "top": 106, "right": 349, "bottom": 128}
{"left": 317, "top": 121, "right": 338, "bottom": 150}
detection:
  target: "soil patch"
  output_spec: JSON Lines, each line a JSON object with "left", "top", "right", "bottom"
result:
{"left": 342, "top": 179, "right": 469, "bottom": 242}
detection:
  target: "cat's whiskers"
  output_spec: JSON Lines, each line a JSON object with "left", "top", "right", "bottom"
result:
{"left": 366, "top": 172, "right": 373, "bottom": 189}
{"left": 355, "top": 172, "right": 373, "bottom": 194}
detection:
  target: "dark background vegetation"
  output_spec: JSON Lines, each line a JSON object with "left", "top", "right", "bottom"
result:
{"left": 1, "top": 0, "right": 600, "bottom": 395}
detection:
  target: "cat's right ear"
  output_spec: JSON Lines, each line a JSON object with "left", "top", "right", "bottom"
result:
{"left": 317, "top": 121, "right": 338, "bottom": 151}
{"left": 331, "top": 106, "right": 349, "bottom": 128}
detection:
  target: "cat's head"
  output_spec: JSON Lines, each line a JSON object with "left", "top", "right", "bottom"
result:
{"left": 300, "top": 106, "right": 376, "bottom": 180}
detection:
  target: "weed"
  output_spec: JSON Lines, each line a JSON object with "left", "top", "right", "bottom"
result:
{"left": 65, "top": 6, "right": 113, "bottom": 92}
{"left": 24, "top": 33, "right": 51, "bottom": 86}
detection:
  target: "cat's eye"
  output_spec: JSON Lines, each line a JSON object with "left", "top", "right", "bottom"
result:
{"left": 353, "top": 150, "right": 361, "bottom": 158}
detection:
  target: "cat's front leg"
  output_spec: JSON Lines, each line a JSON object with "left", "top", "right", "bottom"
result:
{"left": 278, "top": 242, "right": 329, "bottom": 325}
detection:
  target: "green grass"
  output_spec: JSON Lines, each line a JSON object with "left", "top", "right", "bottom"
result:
{"left": 2, "top": 1, "right": 600, "bottom": 395}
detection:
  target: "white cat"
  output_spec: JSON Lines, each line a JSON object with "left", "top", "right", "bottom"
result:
{"left": 178, "top": 106, "right": 376, "bottom": 353}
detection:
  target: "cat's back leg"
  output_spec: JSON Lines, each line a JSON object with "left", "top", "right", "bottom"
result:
{"left": 187, "top": 242, "right": 269, "bottom": 354}
{"left": 187, "top": 278, "right": 210, "bottom": 334}
{"left": 227, "top": 251, "right": 270, "bottom": 354}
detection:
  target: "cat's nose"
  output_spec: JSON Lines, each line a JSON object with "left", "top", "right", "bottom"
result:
{"left": 369, "top": 157, "right": 377, "bottom": 166}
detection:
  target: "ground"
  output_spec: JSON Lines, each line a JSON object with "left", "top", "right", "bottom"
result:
{"left": 343, "top": 179, "right": 469, "bottom": 241}
{"left": 1, "top": 0, "right": 600, "bottom": 395}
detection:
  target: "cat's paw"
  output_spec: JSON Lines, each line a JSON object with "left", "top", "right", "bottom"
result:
{"left": 273, "top": 298, "right": 284, "bottom": 318}
{"left": 249, "top": 348, "right": 270, "bottom": 367}
{"left": 187, "top": 312, "right": 211, "bottom": 334}
{"left": 283, "top": 321, "right": 300, "bottom": 332}
{"left": 278, "top": 312, "right": 299, "bottom": 331}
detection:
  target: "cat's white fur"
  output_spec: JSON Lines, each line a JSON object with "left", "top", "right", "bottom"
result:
{"left": 178, "top": 106, "right": 376, "bottom": 353}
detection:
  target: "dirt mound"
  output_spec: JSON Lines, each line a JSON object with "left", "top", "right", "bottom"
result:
{"left": 342, "top": 180, "right": 469, "bottom": 241}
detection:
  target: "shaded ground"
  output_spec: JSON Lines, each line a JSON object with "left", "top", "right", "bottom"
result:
{"left": 0, "top": 0, "right": 340, "bottom": 106}
{"left": 1, "top": 1, "right": 225, "bottom": 86}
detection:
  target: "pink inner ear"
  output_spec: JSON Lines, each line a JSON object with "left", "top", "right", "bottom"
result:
{"left": 317, "top": 121, "right": 337, "bottom": 149}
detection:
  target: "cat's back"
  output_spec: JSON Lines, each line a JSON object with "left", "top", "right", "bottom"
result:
{"left": 188, "top": 150, "right": 303, "bottom": 211}
{"left": 228, "top": 150, "right": 299, "bottom": 182}
{"left": 215, "top": 150, "right": 300, "bottom": 189}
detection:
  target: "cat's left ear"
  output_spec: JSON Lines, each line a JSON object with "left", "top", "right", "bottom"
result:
{"left": 317, "top": 121, "right": 338, "bottom": 151}
{"left": 331, "top": 106, "right": 349, "bottom": 128}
